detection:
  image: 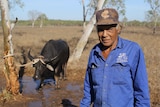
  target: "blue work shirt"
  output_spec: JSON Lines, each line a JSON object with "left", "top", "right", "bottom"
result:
{"left": 80, "top": 37, "right": 150, "bottom": 107}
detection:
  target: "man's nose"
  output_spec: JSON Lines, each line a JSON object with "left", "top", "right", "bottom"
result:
{"left": 103, "top": 30, "right": 108, "bottom": 37}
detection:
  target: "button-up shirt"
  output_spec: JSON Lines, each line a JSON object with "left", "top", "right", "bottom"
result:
{"left": 80, "top": 37, "right": 150, "bottom": 107}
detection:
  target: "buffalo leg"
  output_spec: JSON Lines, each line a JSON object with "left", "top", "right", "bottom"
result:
{"left": 36, "top": 78, "right": 44, "bottom": 90}
{"left": 54, "top": 68, "right": 60, "bottom": 89}
{"left": 59, "top": 65, "right": 63, "bottom": 80}
{"left": 59, "top": 64, "right": 67, "bottom": 80}
{"left": 63, "top": 63, "right": 67, "bottom": 80}
{"left": 54, "top": 75, "right": 60, "bottom": 89}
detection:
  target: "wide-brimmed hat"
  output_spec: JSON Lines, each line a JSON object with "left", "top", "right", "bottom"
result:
{"left": 96, "top": 8, "right": 119, "bottom": 25}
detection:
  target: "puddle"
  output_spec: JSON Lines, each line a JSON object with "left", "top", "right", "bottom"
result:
{"left": 66, "top": 83, "right": 81, "bottom": 91}
{"left": 19, "top": 76, "right": 55, "bottom": 107}
{"left": 28, "top": 101, "right": 42, "bottom": 107}
{"left": 19, "top": 76, "right": 38, "bottom": 94}
{"left": 28, "top": 100, "right": 53, "bottom": 107}
{"left": 20, "top": 76, "right": 55, "bottom": 94}
{"left": 18, "top": 75, "right": 81, "bottom": 107}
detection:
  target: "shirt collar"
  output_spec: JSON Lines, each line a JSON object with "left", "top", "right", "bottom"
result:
{"left": 116, "top": 36, "right": 124, "bottom": 49}
{"left": 93, "top": 36, "right": 124, "bottom": 57}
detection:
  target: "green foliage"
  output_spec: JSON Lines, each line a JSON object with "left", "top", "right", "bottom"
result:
{"left": 1, "top": 19, "right": 159, "bottom": 27}
{"left": 37, "top": 13, "right": 48, "bottom": 20}
{"left": 46, "top": 20, "right": 83, "bottom": 26}
{"left": 12, "top": 19, "right": 84, "bottom": 26}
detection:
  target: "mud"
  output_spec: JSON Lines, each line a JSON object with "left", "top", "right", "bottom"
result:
{"left": 0, "top": 68, "right": 85, "bottom": 107}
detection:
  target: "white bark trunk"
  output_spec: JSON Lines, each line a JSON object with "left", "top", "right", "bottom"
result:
{"left": 32, "top": 21, "right": 35, "bottom": 27}
{"left": 40, "top": 19, "right": 43, "bottom": 28}
{"left": 1, "top": 0, "right": 10, "bottom": 20}
{"left": 0, "top": 0, "right": 20, "bottom": 95}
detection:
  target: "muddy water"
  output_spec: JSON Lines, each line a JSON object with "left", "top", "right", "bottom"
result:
{"left": 19, "top": 75, "right": 83, "bottom": 107}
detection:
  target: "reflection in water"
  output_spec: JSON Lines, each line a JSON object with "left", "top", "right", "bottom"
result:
{"left": 20, "top": 76, "right": 81, "bottom": 107}
{"left": 20, "top": 76, "right": 38, "bottom": 94}
{"left": 28, "top": 101, "right": 42, "bottom": 107}
{"left": 66, "top": 83, "right": 80, "bottom": 91}
{"left": 20, "top": 76, "right": 56, "bottom": 107}
{"left": 61, "top": 99, "right": 78, "bottom": 107}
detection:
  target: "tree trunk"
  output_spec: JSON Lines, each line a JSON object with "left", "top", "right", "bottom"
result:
{"left": 32, "top": 20, "right": 35, "bottom": 27}
{"left": 82, "top": 0, "right": 86, "bottom": 32}
{"left": 68, "top": 0, "right": 105, "bottom": 62}
{"left": 40, "top": 19, "right": 43, "bottom": 28}
{"left": 153, "top": 17, "right": 158, "bottom": 34}
{"left": 0, "top": 0, "right": 20, "bottom": 95}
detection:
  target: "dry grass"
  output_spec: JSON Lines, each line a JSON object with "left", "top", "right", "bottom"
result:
{"left": 0, "top": 25, "right": 160, "bottom": 106}
{"left": 122, "top": 26, "right": 160, "bottom": 106}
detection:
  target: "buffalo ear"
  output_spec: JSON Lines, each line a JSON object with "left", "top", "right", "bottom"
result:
{"left": 46, "top": 64, "right": 54, "bottom": 71}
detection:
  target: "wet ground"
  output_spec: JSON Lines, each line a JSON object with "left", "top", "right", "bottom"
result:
{"left": 0, "top": 68, "right": 85, "bottom": 107}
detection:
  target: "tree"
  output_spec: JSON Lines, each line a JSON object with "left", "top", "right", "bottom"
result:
{"left": 82, "top": 0, "right": 86, "bottom": 30}
{"left": 28, "top": 10, "right": 41, "bottom": 27}
{"left": 8, "top": 0, "right": 24, "bottom": 9}
{"left": 0, "top": 0, "right": 20, "bottom": 95}
{"left": 69, "top": 0, "right": 105, "bottom": 62}
{"left": 121, "top": 16, "right": 128, "bottom": 27}
{"left": 37, "top": 13, "right": 48, "bottom": 28}
{"left": 69, "top": 0, "right": 125, "bottom": 62}
{"left": 81, "top": 0, "right": 125, "bottom": 31}
{"left": 145, "top": 0, "right": 160, "bottom": 34}
{"left": 81, "top": 0, "right": 94, "bottom": 31}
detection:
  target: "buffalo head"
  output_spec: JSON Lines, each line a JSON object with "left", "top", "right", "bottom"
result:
{"left": 28, "top": 49, "right": 55, "bottom": 80}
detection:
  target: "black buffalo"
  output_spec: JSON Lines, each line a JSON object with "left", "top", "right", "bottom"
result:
{"left": 28, "top": 39, "right": 70, "bottom": 90}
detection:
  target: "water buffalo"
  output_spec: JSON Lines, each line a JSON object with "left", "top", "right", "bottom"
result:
{"left": 28, "top": 39, "right": 70, "bottom": 90}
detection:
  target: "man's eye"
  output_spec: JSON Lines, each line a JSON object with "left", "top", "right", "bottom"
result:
{"left": 98, "top": 29, "right": 103, "bottom": 32}
{"left": 109, "top": 27, "right": 114, "bottom": 30}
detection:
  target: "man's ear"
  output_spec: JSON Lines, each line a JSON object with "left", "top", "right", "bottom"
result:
{"left": 116, "top": 24, "right": 122, "bottom": 34}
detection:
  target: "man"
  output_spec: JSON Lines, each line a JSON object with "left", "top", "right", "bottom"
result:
{"left": 80, "top": 8, "right": 150, "bottom": 107}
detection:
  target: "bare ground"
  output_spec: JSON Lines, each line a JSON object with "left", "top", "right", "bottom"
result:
{"left": 0, "top": 26, "right": 160, "bottom": 107}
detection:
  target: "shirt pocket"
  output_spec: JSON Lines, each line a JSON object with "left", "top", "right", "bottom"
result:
{"left": 89, "top": 63, "right": 103, "bottom": 85}
{"left": 111, "top": 62, "right": 131, "bottom": 85}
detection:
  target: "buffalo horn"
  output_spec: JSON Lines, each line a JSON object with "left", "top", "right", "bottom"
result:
{"left": 46, "top": 64, "right": 54, "bottom": 71}
{"left": 28, "top": 49, "right": 34, "bottom": 61}
{"left": 43, "top": 55, "right": 57, "bottom": 63}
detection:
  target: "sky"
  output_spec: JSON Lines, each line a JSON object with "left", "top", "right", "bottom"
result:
{"left": 10, "top": 0, "right": 150, "bottom": 21}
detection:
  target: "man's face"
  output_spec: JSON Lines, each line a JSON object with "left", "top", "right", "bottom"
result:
{"left": 97, "top": 24, "right": 119, "bottom": 48}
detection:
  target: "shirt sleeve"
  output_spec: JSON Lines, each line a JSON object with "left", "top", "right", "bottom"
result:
{"left": 132, "top": 47, "right": 150, "bottom": 107}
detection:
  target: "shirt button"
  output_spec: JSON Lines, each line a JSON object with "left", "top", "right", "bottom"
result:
{"left": 105, "top": 64, "right": 108, "bottom": 66}
{"left": 104, "top": 76, "right": 107, "bottom": 78}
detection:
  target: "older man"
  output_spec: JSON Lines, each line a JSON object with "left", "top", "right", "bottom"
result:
{"left": 80, "top": 8, "right": 150, "bottom": 107}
